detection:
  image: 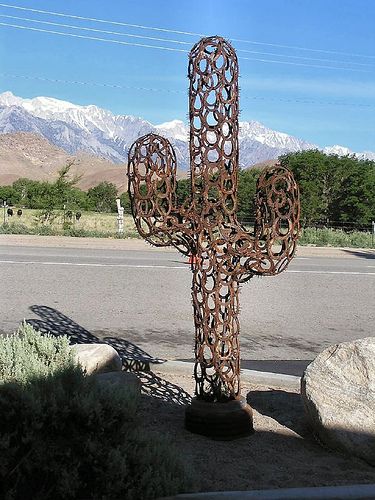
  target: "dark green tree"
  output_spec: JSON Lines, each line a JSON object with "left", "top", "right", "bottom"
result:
{"left": 237, "top": 168, "right": 260, "bottom": 221}
{"left": 279, "top": 150, "right": 375, "bottom": 225}
{"left": 119, "top": 192, "right": 131, "bottom": 213}
{"left": 87, "top": 181, "right": 118, "bottom": 212}
{"left": 176, "top": 178, "right": 191, "bottom": 207}
{"left": 0, "top": 185, "right": 16, "bottom": 205}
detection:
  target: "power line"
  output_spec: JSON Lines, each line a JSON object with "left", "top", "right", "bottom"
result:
{"left": 1, "top": 13, "right": 374, "bottom": 69}
{"left": 238, "top": 47, "right": 374, "bottom": 68}
{"left": 0, "top": 72, "right": 185, "bottom": 93}
{"left": 0, "top": 22, "right": 188, "bottom": 52}
{"left": 0, "top": 21, "right": 372, "bottom": 73}
{"left": 0, "top": 2, "right": 374, "bottom": 60}
{"left": 239, "top": 55, "right": 370, "bottom": 72}
{"left": 242, "top": 94, "right": 374, "bottom": 108}
{"left": 1, "top": 72, "right": 374, "bottom": 109}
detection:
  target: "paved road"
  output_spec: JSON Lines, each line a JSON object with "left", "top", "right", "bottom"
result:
{"left": 0, "top": 237, "right": 374, "bottom": 376}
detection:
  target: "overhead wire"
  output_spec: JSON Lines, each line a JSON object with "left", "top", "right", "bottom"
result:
{"left": 0, "top": 13, "right": 374, "bottom": 68}
{"left": 0, "top": 21, "right": 372, "bottom": 73}
{"left": 0, "top": 72, "right": 185, "bottom": 93}
{"left": 0, "top": 2, "right": 374, "bottom": 60}
{"left": 0, "top": 13, "right": 193, "bottom": 46}
{"left": 0, "top": 21, "right": 188, "bottom": 52}
{"left": 1, "top": 72, "right": 374, "bottom": 109}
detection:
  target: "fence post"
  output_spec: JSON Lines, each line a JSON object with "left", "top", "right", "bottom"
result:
{"left": 116, "top": 198, "right": 124, "bottom": 234}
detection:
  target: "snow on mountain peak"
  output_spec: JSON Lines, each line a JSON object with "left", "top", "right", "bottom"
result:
{"left": 323, "top": 145, "right": 353, "bottom": 156}
{"left": 155, "top": 119, "right": 188, "bottom": 141}
{"left": 239, "top": 120, "right": 316, "bottom": 151}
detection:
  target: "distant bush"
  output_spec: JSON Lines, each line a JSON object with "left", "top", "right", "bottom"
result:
{"left": 299, "top": 227, "right": 373, "bottom": 248}
{"left": 0, "top": 324, "right": 191, "bottom": 500}
{"left": 0, "top": 221, "right": 140, "bottom": 239}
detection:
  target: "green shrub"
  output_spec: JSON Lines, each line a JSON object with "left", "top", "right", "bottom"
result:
{"left": 299, "top": 227, "right": 374, "bottom": 248}
{"left": 0, "top": 325, "right": 191, "bottom": 499}
{"left": 0, "top": 222, "right": 31, "bottom": 235}
{"left": 0, "top": 322, "right": 76, "bottom": 385}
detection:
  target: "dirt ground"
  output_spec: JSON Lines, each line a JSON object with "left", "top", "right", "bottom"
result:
{"left": 137, "top": 369, "right": 375, "bottom": 494}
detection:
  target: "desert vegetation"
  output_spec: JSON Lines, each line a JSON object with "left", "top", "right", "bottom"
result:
{"left": 0, "top": 324, "right": 191, "bottom": 499}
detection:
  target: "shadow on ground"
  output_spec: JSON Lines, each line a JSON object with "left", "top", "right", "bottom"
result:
{"left": 343, "top": 249, "right": 375, "bottom": 259}
{"left": 17, "top": 305, "right": 375, "bottom": 492}
{"left": 177, "top": 358, "right": 312, "bottom": 377}
{"left": 248, "top": 389, "right": 309, "bottom": 437}
{"left": 26, "top": 305, "right": 191, "bottom": 405}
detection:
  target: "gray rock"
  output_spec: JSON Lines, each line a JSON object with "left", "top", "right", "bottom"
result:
{"left": 301, "top": 337, "right": 375, "bottom": 465}
{"left": 95, "top": 371, "right": 141, "bottom": 394}
{"left": 72, "top": 343, "right": 122, "bottom": 375}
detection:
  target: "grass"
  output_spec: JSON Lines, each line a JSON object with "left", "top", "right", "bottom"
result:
{"left": 0, "top": 208, "right": 139, "bottom": 238}
{"left": 299, "top": 227, "right": 374, "bottom": 248}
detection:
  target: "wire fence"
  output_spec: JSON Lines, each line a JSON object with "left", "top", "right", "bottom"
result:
{"left": 238, "top": 218, "right": 374, "bottom": 233}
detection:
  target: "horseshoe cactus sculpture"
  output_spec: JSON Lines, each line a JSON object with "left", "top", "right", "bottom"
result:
{"left": 127, "top": 36, "right": 300, "bottom": 438}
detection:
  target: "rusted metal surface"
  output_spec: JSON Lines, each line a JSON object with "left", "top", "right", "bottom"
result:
{"left": 128, "top": 36, "right": 300, "bottom": 404}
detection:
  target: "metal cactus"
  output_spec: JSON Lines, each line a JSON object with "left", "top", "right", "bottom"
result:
{"left": 127, "top": 36, "right": 300, "bottom": 438}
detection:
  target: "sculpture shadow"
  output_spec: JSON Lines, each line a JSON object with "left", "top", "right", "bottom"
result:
{"left": 247, "top": 389, "right": 310, "bottom": 437}
{"left": 25, "top": 305, "right": 191, "bottom": 405}
{"left": 27, "top": 305, "right": 163, "bottom": 369}
{"left": 342, "top": 249, "right": 375, "bottom": 259}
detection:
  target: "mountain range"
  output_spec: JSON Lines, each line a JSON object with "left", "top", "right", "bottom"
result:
{"left": 0, "top": 91, "right": 374, "bottom": 175}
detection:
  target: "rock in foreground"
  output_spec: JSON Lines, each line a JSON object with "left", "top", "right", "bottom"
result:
{"left": 301, "top": 337, "right": 375, "bottom": 465}
{"left": 72, "top": 343, "right": 122, "bottom": 375}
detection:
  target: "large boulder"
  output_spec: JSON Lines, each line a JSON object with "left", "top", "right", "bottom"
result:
{"left": 301, "top": 337, "right": 375, "bottom": 465}
{"left": 72, "top": 343, "right": 122, "bottom": 375}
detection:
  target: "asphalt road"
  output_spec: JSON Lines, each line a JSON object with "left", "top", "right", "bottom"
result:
{"left": 1, "top": 238, "right": 374, "bottom": 376}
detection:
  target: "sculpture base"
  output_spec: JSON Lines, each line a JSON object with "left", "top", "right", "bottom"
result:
{"left": 185, "top": 396, "right": 254, "bottom": 440}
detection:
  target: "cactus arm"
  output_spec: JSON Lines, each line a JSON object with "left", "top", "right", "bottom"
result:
{"left": 231, "top": 163, "right": 300, "bottom": 281}
{"left": 128, "top": 133, "right": 194, "bottom": 255}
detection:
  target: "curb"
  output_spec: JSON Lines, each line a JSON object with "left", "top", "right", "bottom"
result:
{"left": 161, "top": 483, "right": 375, "bottom": 499}
{"left": 124, "top": 358, "right": 301, "bottom": 391}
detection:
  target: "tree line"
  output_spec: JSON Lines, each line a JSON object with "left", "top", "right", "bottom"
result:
{"left": 1, "top": 151, "right": 374, "bottom": 226}
{"left": 177, "top": 150, "right": 375, "bottom": 225}
{"left": 0, "top": 165, "right": 130, "bottom": 215}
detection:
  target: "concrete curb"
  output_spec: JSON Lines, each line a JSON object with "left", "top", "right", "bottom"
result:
{"left": 124, "top": 359, "right": 301, "bottom": 391}
{"left": 162, "top": 483, "right": 375, "bottom": 499}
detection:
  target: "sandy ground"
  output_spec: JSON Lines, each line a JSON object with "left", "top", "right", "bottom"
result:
{"left": 137, "top": 369, "right": 375, "bottom": 494}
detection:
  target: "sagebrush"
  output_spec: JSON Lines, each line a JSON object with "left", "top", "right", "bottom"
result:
{"left": 0, "top": 324, "right": 191, "bottom": 499}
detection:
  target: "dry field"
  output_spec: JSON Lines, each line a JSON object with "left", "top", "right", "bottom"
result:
{"left": 4, "top": 208, "right": 139, "bottom": 237}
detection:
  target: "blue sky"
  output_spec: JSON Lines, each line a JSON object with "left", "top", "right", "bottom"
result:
{"left": 0, "top": 0, "right": 374, "bottom": 151}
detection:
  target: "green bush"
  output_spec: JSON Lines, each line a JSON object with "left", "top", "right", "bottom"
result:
{"left": 299, "top": 227, "right": 374, "bottom": 248}
{"left": 0, "top": 322, "right": 76, "bottom": 384}
{"left": 0, "top": 325, "right": 191, "bottom": 499}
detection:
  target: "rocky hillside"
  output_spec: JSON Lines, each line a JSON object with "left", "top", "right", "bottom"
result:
{"left": 0, "top": 132, "right": 128, "bottom": 191}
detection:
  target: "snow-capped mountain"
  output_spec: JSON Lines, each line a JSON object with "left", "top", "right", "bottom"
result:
{"left": 0, "top": 91, "right": 373, "bottom": 169}
{"left": 323, "top": 145, "right": 352, "bottom": 156}
{"left": 238, "top": 120, "right": 315, "bottom": 151}
{"left": 155, "top": 120, "right": 188, "bottom": 142}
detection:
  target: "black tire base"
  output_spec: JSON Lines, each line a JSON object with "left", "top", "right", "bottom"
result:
{"left": 185, "top": 396, "right": 254, "bottom": 440}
